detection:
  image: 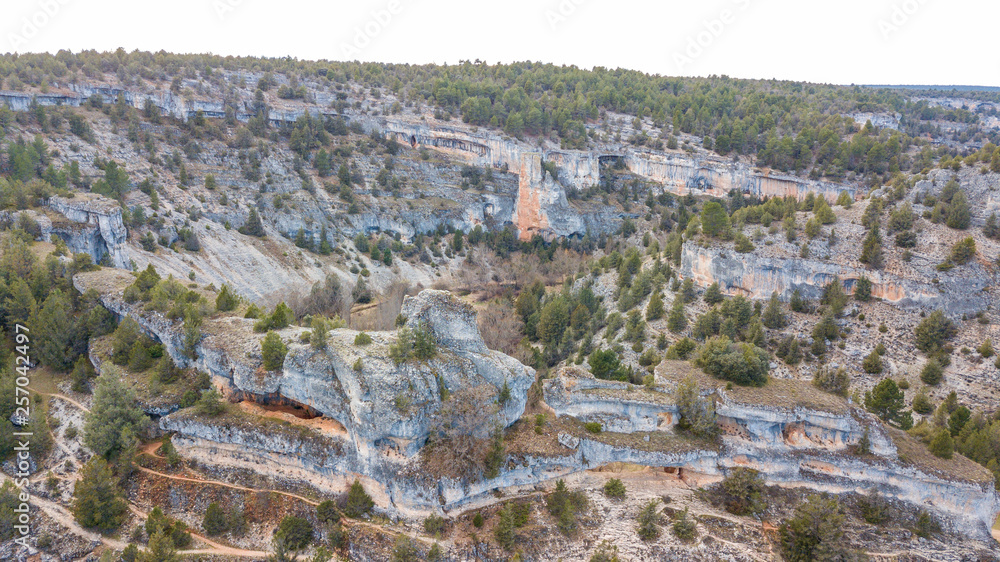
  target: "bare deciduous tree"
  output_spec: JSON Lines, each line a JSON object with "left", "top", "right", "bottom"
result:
{"left": 422, "top": 384, "right": 500, "bottom": 480}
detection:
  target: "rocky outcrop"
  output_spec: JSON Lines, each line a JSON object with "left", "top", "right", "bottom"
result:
{"left": 679, "top": 242, "right": 990, "bottom": 314}
{"left": 75, "top": 273, "right": 539, "bottom": 512}
{"left": 624, "top": 149, "right": 856, "bottom": 202}
{"left": 542, "top": 368, "right": 1000, "bottom": 538}
{"left": 357, "top": 115, "right": 862, "bottom": 239}
{"left": 47, "top": 195, "right": 129, "bottom": 269}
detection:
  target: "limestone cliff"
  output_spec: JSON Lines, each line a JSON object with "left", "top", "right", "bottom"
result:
{"left": 679, "top": 241, "right": 990, "bottom": 314}
{"left": 74, "top": 271, "right": 538, "bottom": 513}
{"left": 47, "top": 194, "right": 130, "bottom": 269}
{"left": 542, "top": 366, "right": 1000, "bottom": 538}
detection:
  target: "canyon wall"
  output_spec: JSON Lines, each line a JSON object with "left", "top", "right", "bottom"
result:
{"left": 623, "top": 150, "right": 857, "bottom": 202}
{"left": 2, "top": 87, "right": 867, "bottom": 241}
{"left": 542, "top": 369, "right": 1000, "bottom": 538}
{"left": 679, "top": 242, "right": 990, "bottom": 314}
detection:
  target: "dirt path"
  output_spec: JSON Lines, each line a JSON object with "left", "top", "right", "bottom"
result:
{"left": 30, "top": 387, "right": 91, "bottom": 412}
{"left": 133, "top": 462, "right": 442, "bottom": 549}
{"left": 126, "top": 504, "right": 273, "bottom": 558}
{"left": 12, "top": 483, "right": 131, "bottom": 551}
{"left": 47, "top": 389, "right": 434, "bottom": 553}
{"left": 134, "top": 464, "right": 321, "bottom": 506}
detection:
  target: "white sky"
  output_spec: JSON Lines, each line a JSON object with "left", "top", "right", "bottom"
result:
{"left": 5, "top": 0, "right": 998, "bottom": 87}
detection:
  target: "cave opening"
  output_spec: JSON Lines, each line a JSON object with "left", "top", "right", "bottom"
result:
{"left": 409, "top": 134, "right": 417, "bottom": 147}
{"left": 251, "top": 399, "right": 320, "bottom": 420}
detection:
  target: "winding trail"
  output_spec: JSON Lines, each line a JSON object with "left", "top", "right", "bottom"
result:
{"left": 133, "top": 464, "right": 321, "bottom": 507}
{"left": 26, "top": 390, "right": 284, "bottom": 559}
{"left": 30, "top": 387, "right": 91, "bottom": 412}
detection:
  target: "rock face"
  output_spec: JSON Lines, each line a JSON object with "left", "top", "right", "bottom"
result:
{"left": 542, "top": 368, "right": 1000, "bottom": 538}
{"left": 47, "top": 195, "right": 130, "bottom": 269}
{"left": 4, "top": 86, "right": 868, "bottom": 242}
{"left": 75, "top": 273, "right": 537, "bottom": 513}
{"left": 359, "top": 115, "right": 863, "bottom": 238}
{"left": 624, "top": 149, "right": 856, "bottom": 202}
{"left": 679, "top": 242, "right": 990, "bottom": 314}
{"left": 84, "top": 264, "right": 997, "bottom": 532}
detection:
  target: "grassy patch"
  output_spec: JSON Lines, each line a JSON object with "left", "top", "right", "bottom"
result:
{"left": 889, "top": 428, "right": 994, "bottom": 485}
{"left": 655, "top": 360, "right": 849, "bottom": 414}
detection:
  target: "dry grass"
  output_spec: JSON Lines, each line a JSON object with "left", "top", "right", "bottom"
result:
{"left": 74, "top": 267, "right": 135, "bottom": 295}
{"left": 505, "top": 412, "right": 718, "bottom": 459}
{"left": 505, "top": 415, "right": 579, "bottom": 459}
{"left": 888, "top": 427, "right": 994, "bottom": 485}
{"left": 655, "top": 360, "right": 850, "bottom": 414}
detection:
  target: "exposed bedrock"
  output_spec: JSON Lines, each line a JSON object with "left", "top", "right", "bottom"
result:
{"left": 623, "top": 149, "right": 858, "bottom": 202}
{"left": 542, "top": 369, "right": 1000, "bottom": 538}
{"left": 47, "top": 195, "right": 130, "bottom": 269}
{"left": 76, "top": 275, "right": 541, "bottom": 512}
{"left": 679, "top": 242, "right": 990, "bottom": 314}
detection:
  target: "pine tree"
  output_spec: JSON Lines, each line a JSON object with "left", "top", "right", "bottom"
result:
{"left": 215, "top": 284, "right": 238, "bottom": 312}
{"left": 681, "top": 278, "right": 696, "bottom": 303}
{"left": 203, "top": 502, "right": 229, "bottom": 536}
{"left": 928, "top": 429, "right": 954, "bottom": 459}
{"left": 32, "top": 288, "right": 75, "bottom": 371}
{"left": 985, "top": 213, "right": 1000, "bottom": 240}
{"left": 700, "top": 202, "right": 730, "bottom": 238}
{"left": 310, "top": 316, "right": 328, "bottom": 350}
{"left": 338, "top": 163, "right": 351, "bottom": 186}
{"left": 813, "top": 196, "right": 837, "bottom": 224}
{"left": 860, "top": 225, "right": 883, "bottom": 269}
{"left": 314, "top": 148, "right": 331, "bottom": 177}
{"left": 667, "top": 298, "right": 687, "bottom": 333}
{"left": 636, "top": 499, "right": 661, "bottom": 541}
{"left": 912, "top": 387, "right": 934, "bottom": 414}
{"left": 318, "top": 225, "right": 332, "bottom": 255}
{"left": 72, "top": 457, "right": 128, "bottom": 532}
{"left": 494, "top": 503, "right": 516, "bottom": 550}
{"left": 261, "top": 332, "right": 288, "bottom": 371}
{"left": 84, "top": 369, "right": 149, "bottom": 459}
{"left": 343, "top": 480, "right": 374, "bottom": 518}
{"left": 703, "top": 283, "right": 724, "bottom": 305}
{"left": 734, "top": 232, "right": 754, "bottom": 253}
{"left": 762, "top": 292, "right": 787, "bottom": 329}
{"left": 864, "top": 378, "right": 904, "bottom": 424}
{"left": 920, "top": 359, "right": 943, "bottom": 386}
{"left": 646, "top": 292, "right": 665, "bottom": 321}
{"left": 141, "top": 529, "right": 178, "bottom": 562}
{"left": 946, "top": 191, "right": 971, "bottom": 229}
{"left": 294, "top": 227, "right": 308, "bottom": 249}
{"left": 239, "top": 208, "right": 265, "bottom": 237}
{"left": 854, "top": 276, "right": 872, "bottom": 302}
{"left": 862, "top": 350, "right": 883, "bottom": 374}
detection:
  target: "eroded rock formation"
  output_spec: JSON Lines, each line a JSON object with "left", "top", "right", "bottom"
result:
{"left": 679, "top": 242, "right": 990, "bottom": 314}
{"left": 543, "top": 366, "right": 1000, "bottom": 538}
{"left": 47, "top": 194, "right": 130, "bottom": 268}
